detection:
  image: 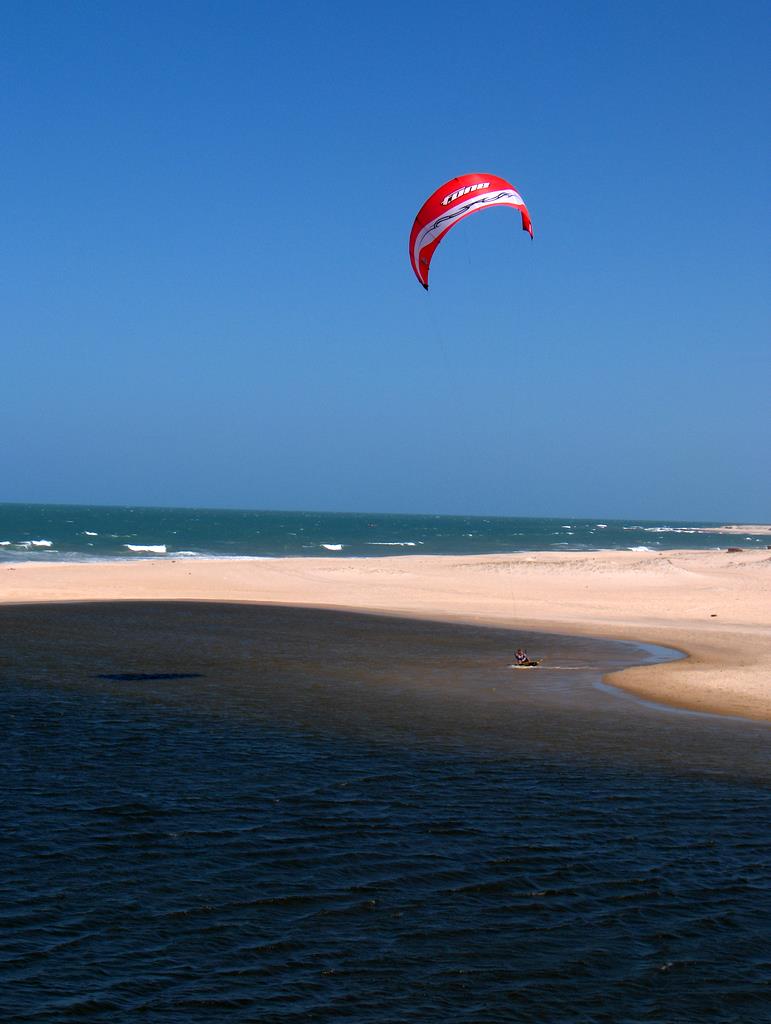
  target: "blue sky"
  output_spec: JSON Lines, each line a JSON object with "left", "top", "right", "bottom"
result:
{"left": 2, "top": 1, "right": 768, "bottom": 520}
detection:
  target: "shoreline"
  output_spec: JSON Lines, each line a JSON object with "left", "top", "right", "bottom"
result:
{"left": 3, "top": 549, "right": 770, "bottom": 723}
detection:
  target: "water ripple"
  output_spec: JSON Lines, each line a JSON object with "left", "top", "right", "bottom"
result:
{"left": 1, "top": 602, "right": 769, "bottom": 1022}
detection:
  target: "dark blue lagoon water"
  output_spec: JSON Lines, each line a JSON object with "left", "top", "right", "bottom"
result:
{"left": 2, "top": 602, "right": 769, "bottom": 1023}
{"left": 1, "top": 503, "right": 769, "bottom": 562}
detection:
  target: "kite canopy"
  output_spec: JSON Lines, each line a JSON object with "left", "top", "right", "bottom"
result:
{"left": 409, "top": 173, "right": 533, "bottom": 289}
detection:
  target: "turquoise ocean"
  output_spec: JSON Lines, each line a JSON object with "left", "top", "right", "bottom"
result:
{"left": 1, "top": 503, "right": 767, "bottom": 562}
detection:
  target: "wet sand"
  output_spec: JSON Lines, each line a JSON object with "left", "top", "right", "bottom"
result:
{"left": 2, "top": 549, "right": 770, "bottom": 721}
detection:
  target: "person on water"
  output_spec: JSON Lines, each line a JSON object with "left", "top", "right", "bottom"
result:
{"left": 514, "top": 648, "right": 531, "bottom": 666}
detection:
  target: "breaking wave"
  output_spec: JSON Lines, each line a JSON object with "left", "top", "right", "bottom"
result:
{"left": 367, "top": 541, "right": 418, "bottom": 547}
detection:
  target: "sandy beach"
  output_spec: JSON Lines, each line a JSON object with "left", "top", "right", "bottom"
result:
{"left": 3, "top": 548, "right": 770, "bottom": 722}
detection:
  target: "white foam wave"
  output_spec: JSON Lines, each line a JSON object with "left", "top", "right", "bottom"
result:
{"left": 322, "top": 544, "right": 343, "bottom": 551}
{"left": 623, "top": 526, "right": 698, "bottom": 534}
{"left": 596, "top": 524, "right": 608, "bottom": 528}
{"left": 0, "top": 541, "right": 10, "bottom": 546}
{"left": 628, "top": 545, "right": 654, "bottom": 552}
{"left": 367, "top": 541, "right": 417, "bottom": 547}
{"left": 32, "top": 539, "right": 53, "bottom": 547}
{"left": 124, "top": 544, "right": 167, "bottom": 554}
{"left": 84, "top": 531, "right": 98, "bottom": 537}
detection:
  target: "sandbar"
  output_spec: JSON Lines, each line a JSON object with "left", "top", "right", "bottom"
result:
{"left": 693, "top": 524, "right": 771, "bottom": 536}
{"left": 2, "top": 549, "right": 770, "bottom": 722}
